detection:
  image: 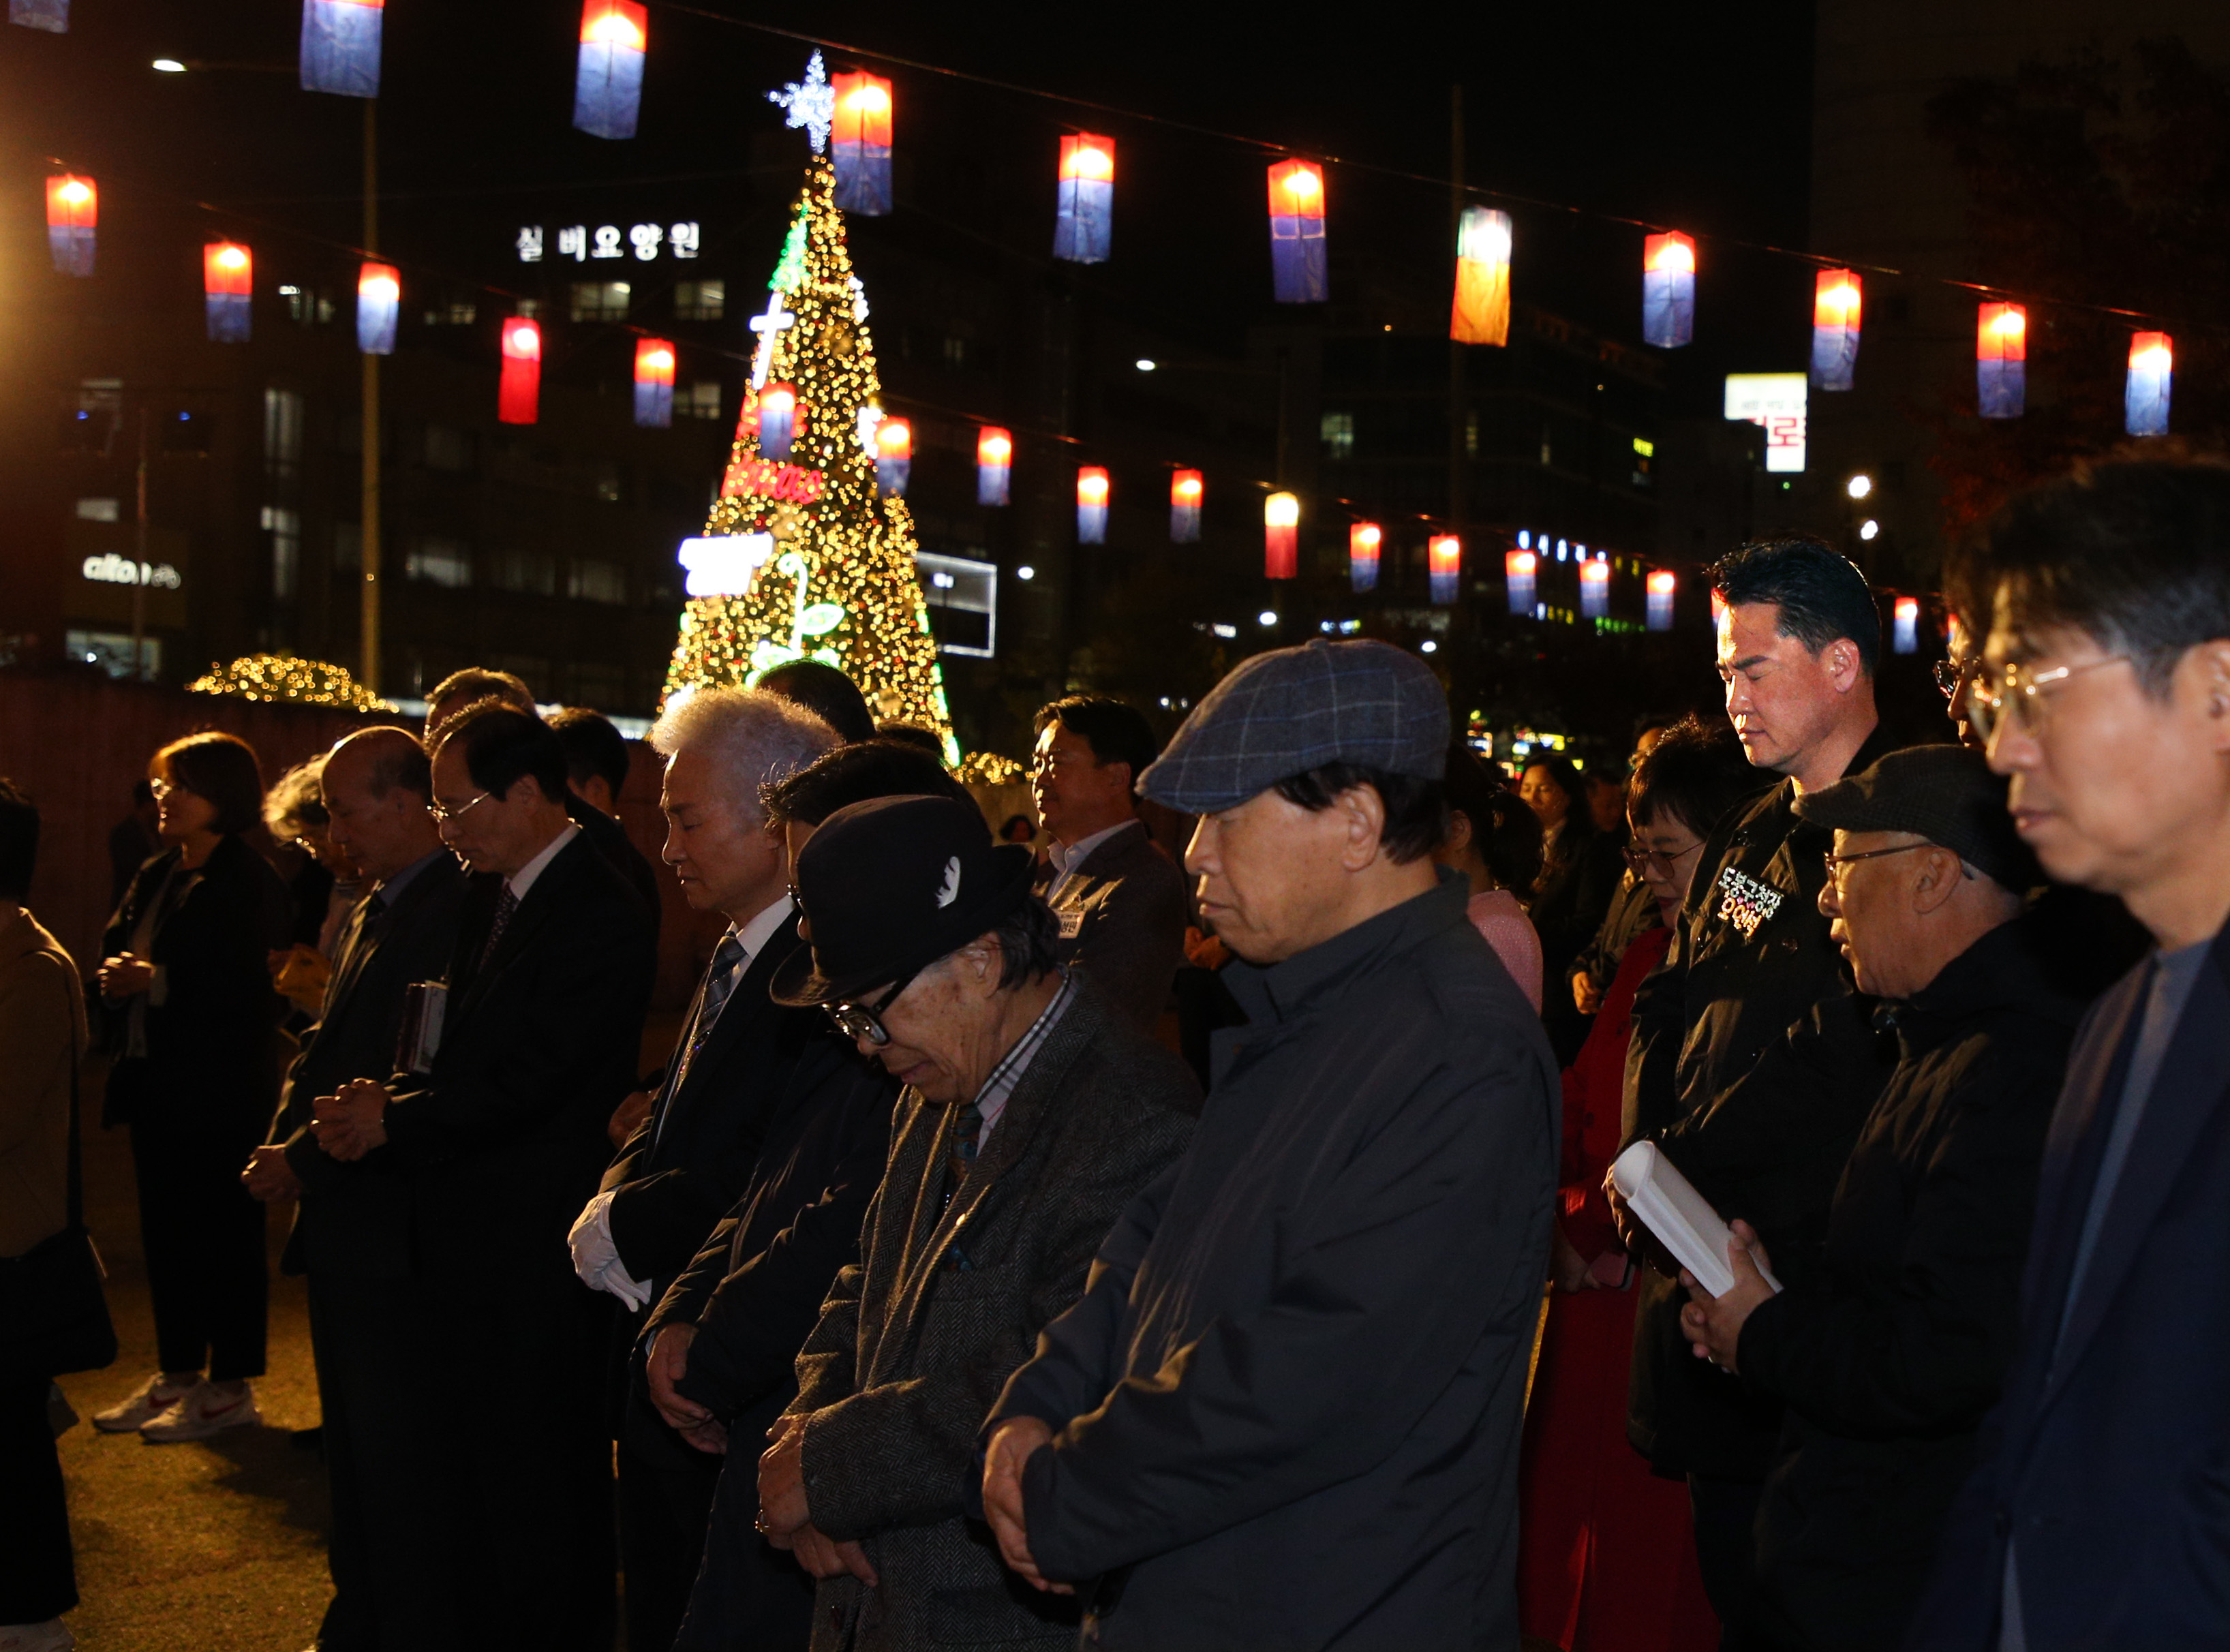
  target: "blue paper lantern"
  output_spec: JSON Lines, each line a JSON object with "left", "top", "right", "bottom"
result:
{"left": 1506, "top": 549, "right": 1537, "bottom": 617}
{"left": 1810, "top": 270, "right": 1861, "bottom": 392}
{"left": 1642, "top": 232, "right": 1695, "bottom": 349}
{"left": 204, "top": 242, "right": 252, "bottom": 343}
{"left": 875, "top": 418, "right": 911, "bottom": 495}
{"left": 356, "top": 262, "right": 398, "bottom": 355}
{"left": 46, "top": 174, "right": 94, "bottom": 277}
{"left": 1054, "top": 134, "right": 1114, "bottom": 265}
{"left": 2126, "top": 332, "right": 2172, "bottom": 438}
{"left": 832, "top": 72, "right": 893, "bottom": 216}
{"left": 1976, "top": 303, "right": 2026, "bottom": 420}
{"left": 1580, "top": 555, "right": 1610, "bottom": 620}
{"left": 1350, "top": 523, "right": 1381, "bottom": 593}
{"left": 1647, "top": 570, "right": 1675, "bottom": 632}
{"left": 1429, "top": 535, "right": 1460, "bottom": 606}
{"left": 300, "top": 0, "right": 382, "bottom": 97}
{"left": 1170, "top": 471, "right": 1202, "bottom": 543}
{"left": 1268, "top": 160, "right": 1328, "bottom": 303}
{"left": 635, "top": 338, "right": 675, "bottom": 428}
{"left": 573, "top": 0, "right": 646, "bottom": 141}
{"left": 758, "top": 383, "right": 796, "bottom": 459}
{"left": 1893, "top": 596, "right": 1919, "bottom": 656}
{"left": 1077, "top": 468, "right": 1109, "bottom": 544}
{"left": 10, "top": 0, "right": 67, "bottom": 32}
{"left": 977, "top": 427, "right": 1011, "bottom": 506}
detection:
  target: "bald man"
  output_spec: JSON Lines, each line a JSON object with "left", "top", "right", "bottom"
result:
{"left": 243, "top": 726, "right": 473, "bottom": 1652}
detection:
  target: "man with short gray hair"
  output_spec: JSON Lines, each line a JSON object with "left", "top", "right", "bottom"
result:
{"left": 565, "top": 686, "right": 851, "bottom": 1652}
{"left": 977, "top": 637, "right": 1559, "bottom": 1648}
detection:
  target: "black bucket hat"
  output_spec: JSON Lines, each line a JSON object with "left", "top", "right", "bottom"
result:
{"left": 769, "top": 793, "right": 1035, "bottom": 1007}
{"left": 1794, "top": 742, "right": 2041, "bottom": 891}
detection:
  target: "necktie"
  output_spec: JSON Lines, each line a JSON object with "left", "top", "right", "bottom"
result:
{"left": 676, "top": 934, "right": 748, "bottom": 1085}
{"left": 478, "top": 885, "right": 519, "bottom": 970}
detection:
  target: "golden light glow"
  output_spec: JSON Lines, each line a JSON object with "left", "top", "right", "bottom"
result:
{"left": 216, "top": 245, "right": 248, "bottom": 271}
{"left": 1651, "top": 238, "right": 1694, "bottom": 273}
{"left": 1352, "top": 523, "right": 1381, "bottom": 550}
{"left": 643, "top": 348, "right": 674, "bottom": 371}
{"left": 1264, "top": 491, "right": 1300, "bottom": 527}
{"left": 1077, "top": 468, "right": 1109, "bottom": 504}
{"left": 1512, "top": 551, "right": 1538, "bottom": 574}
{"left": 506, "top": 324, "right": 538, "bottom": 354}
{"left": 361, "top": 274, "right": 399, "bottom": 301}
{"left": 189, "top": 654, "right": 393, "bottom": 712}
{"left": 1065, "top": 140, "right": 1114, "bottom": 181}
{"left": 1993, "top": 309, "right": 2026, "bottom": 339}
{"left": 59, "top": 180, "right": 91, "bottom": 206}
{"left": 2134, "top": 341, "right": 2173, "bottom": 373}
{"left": 584, "top": 7, "right": 644, "bottom": 47}
{"left": 1648, "top": 569, "right": 1676, "bottom": 594}
{"left": 979, "top": 431, "right": 1011, "bottom": 462}
{"left": 665, "top": 153, "right": 956, "bottom": 761}
{"left": 1822, "top": 282, "right": 1858, "bottom": 314}
{"left": 1173, "top": 474, "right": 1202, "bottom": 501}
{"left": 1281, "top": 167, "right": 1321, "bottom": 201}
{"left": 847, "top": 82, "right": 890, "bottom": 113}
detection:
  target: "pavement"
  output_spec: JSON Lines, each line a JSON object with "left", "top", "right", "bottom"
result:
{"left": 54, "top": 1103, "right": 333, "bottom": 1652}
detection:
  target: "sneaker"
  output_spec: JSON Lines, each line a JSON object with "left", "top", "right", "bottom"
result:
{"left": 0, "top": 1619, "right": 76, "bottom": 1652}
{"left": 138, "top": 1380, "right": 261, "bottom": 1443}
{"left": 91, "top": 1373, "right": 196, "bottom": 1433}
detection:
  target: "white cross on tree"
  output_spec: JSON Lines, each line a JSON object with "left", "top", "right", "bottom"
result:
{"left": 747, "top": 290, "right": 796, "bottom": 388}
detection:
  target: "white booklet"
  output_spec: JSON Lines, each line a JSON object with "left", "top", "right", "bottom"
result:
{"left": 1610, "top": 1141, "right": 1782, "bottom": 1299}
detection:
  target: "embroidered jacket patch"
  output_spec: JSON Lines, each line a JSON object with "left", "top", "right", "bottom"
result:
{"left": 1716, "top": 865, "right": 1785, "bottom": 940}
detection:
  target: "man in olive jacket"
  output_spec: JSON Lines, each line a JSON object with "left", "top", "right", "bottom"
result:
{"left": 979, "top": 639, "right": 1559, "bottom": 1650}
{"left": 754, "top": 795, "right": 1197, "bottom": 1652}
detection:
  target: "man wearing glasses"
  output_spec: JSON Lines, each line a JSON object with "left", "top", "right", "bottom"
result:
{"left": 752, "top": 793, "right": 1196, "bottom": 1651}
{"left": 311, "top": 702, "right": 657, "bottom": 1652}
{"left": 1906, "top": 459, "right": 2230, "bottom": 1652}
{"left": 1673, "top": 744, "right": 2077, "bottom": 1652}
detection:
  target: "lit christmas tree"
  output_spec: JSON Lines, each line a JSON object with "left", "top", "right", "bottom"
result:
{"left": 662, "top": 53, "right": 955, "bottom": 756}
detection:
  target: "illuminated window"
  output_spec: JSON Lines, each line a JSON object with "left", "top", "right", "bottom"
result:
{"left": 1464, "top": 411, "right": 1480, "bottom": 459}
{"left": 404, "top": 538, "right": 472, "bottom": 588}
{"left": 568, "top": 281, "right": 632, "bottom": 322}
{"left": 424, "top": 301, "right": 478, "bottom": 326}
{"left": 915, "top": 552, "right": 997, "bottom": 658}
{"left": 679, "top": 382, "right": 723, "bottom": 420}
{"left": 567, "top": 558, "right": 627, "bottom": 605}
{"left": 262, "top": 505, "right": 301, "bottom": 603}
{"left": 674, "top": 280, "right": 726, "bottom": 322}
{"left": 489, "top": 549, "right": 557, "bottom": 596}
{"left": 263, "top": 388, "right": 305, "bottom": 484}
{"left": 1321, "top": 411, "right": 1355, "bottom": 459}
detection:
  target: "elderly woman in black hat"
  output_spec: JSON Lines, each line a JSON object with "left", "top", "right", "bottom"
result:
{"left": 753, "top": 793, "right": 1196, "bottom": 1652}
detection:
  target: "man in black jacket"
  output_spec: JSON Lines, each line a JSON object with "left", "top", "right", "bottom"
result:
{"left": 244, "top": 727, "right": 469, "bottom": 1652}
{"left": 560, "top": 687, "right": 839, "bottom": 1652}
{"left": 635, "top": 736, "right": 960, "bottom": 1651}
{"left": 1676, "top": 746, "right": 2076, "bottom": 1652}
{"left": 314, "top": 705, "right": 655, "bottom": 1652}
{"left": 1615, "top": 538, "right": 1897, "bottom": 1637}
{"left": 979, "top": 639, "right": 1558, "bottom": 1650}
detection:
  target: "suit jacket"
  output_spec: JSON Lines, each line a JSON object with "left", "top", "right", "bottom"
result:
{"left": 607, "top": 927, "right": 896, "bottom": 1328}
{"left": 381, "top": 831, "right": 656, "bottom": 1286}
{"left": 99, "top": 833, "right": 290, "bottom": 1134}
{"left": 1910, "top": 931, "right": 2230, "bottom": 1651}
{"left": 786, "top": 979, "right": 1199, "bottom": 1652}
{"left": 1031, "top": 820, "right": 1187, "bottom": 1031}
{"left": 0, "top": 910, "right": 87, "bottom": 1258}
{"left": 570, "top": 795, "right": 662, "bottom": 948}
{"left": 269, "top": 852, "right": 470, "bottom": 1279}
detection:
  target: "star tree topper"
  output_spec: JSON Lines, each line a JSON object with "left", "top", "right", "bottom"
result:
{"left": 768, "top": 51, "right": 834, "bottom": 154}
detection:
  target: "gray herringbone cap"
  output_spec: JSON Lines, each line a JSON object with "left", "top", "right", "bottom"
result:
{"left": 1139, "top": 638, "right": 1450, "bottom": 814}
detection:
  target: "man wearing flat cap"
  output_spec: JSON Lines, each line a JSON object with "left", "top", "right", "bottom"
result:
{"left": 1675, "top": 744, "right": 2081, "bottom": 1652}
{"left": 752, "top": 793, "right": 1197, "bottom": 1652}
{"left": 975, "top": 638, "right": 1559, "bottom": 1648}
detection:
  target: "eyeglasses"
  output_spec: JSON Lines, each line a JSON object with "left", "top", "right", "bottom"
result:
{"left": 1964, "top": 654, "right": 2135, "bottom": 745}
{"left": 1822, "top": 842, "right": 1934, "bottom": 883}
{"left": 1931, "top": 658, "right": 1972, "bottom": 699}
{"left": 1622, "top": 839, "right": 1700, "bottom": 880}
{"left": 824, "top": 968, "right": 920, "bottom": 1047}
{"left": 427, "top": 790, "right": 491, "bottom": 825}
{"left": 149, "top": 778, "right": 178, "bottom": 801}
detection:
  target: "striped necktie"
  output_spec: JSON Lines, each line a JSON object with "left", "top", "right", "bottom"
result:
{"left": 477, "top": 885, "right": 519, "bottom": 970}
{"left": 945, "top": 1100, "right": 983, "bottom": 1205}
{"left": 677, "top": 934, "right": 748, "bottom": 1083}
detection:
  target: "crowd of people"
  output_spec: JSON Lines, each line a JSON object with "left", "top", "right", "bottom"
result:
{"left": 5, "top": 453, "right": 2230, "bottom": 1652}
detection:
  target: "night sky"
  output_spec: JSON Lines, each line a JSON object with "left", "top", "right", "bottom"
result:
{"left": 5, "top": 0, "right": 1818, "bottom": 419}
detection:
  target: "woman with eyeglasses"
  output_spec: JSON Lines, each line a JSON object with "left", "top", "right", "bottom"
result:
{"left": 1518, "top": 717, "right": 1762, "bottom": 1652}
{"left": 90, "top": 733, "right": 290, "bottom": 1445}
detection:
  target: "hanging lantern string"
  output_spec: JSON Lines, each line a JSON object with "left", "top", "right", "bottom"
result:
{"left": 639, "top": 7, "right": 2203, "bottom": 336}
{"left": 40, "top": 152, "right": 771, "bottom": 372}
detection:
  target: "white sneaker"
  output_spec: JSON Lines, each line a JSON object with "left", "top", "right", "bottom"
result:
{"left": 138, "top": 1379, "right": 260, "bottom": 1443}
{"left": 91, "top": 1373, "right": 196, "bottom": 1433}
{"left": 0, "top": 1619, "right": 76, "bottom": 1652}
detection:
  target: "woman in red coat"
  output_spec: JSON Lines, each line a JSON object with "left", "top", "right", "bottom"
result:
{"left": 1518, "top": 719, "right": 1761, "bottom": 1652}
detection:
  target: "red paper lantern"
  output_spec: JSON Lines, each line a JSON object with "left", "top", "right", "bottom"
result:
{"left": 633, "top": 337, "right": 675, "bottom": 427}
{"left": 1170, "top": 470, "right": 1203, "bottom": 543}
{"left": 46, "top": 173, "right": 95, "bottom": 276}
{"left": 498, "top": 317, "right": 542, "bottom": 424}
{"left": 1429, "top": 534, "right": 1460, "bottom": 605}
{"left": 1349, "top": 522, "right": 1381, "bottom": 592}
{"left": 204, "top": 241, "right": 253, "bottom": 342}
{"left": 1264, "top": 491, "right": 1300, "bottom": 579}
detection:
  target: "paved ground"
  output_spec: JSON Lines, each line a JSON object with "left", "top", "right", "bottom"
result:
{"left": 55, "top": 1107, "right": 333, "bottom": 1652}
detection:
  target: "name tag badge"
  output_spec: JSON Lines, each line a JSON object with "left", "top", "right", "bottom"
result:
{"left": 1715, "top": 866, "right": 1785, "bottom": 941}
{"left": 1058, "top": 908, "right": 1084, "bottom": 940}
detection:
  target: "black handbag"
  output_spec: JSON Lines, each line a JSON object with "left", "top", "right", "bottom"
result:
{"left": 0, "top": 1057, "right": 118, "bottom": 1379}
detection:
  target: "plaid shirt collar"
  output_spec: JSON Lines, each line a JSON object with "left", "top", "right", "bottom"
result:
{"left": 966, "top": 968, "right": 1075, "bottom": 1144}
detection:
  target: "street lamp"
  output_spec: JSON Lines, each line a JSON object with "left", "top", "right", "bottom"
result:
{"left": 1859, "top": 519, "right": 1880, "bottom": 541}
{"left": 1847, "top": 473, "right": 1874, "bottom": 500}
